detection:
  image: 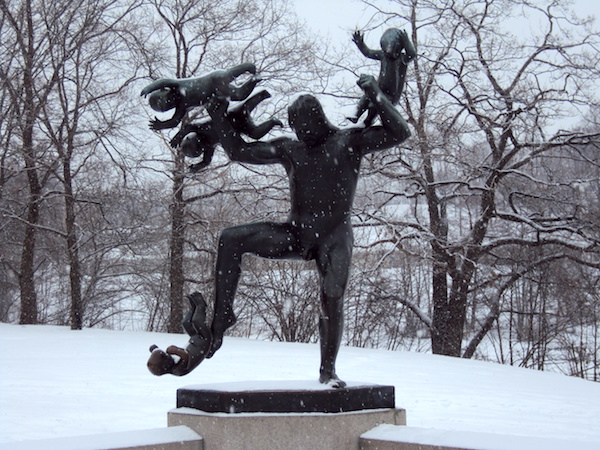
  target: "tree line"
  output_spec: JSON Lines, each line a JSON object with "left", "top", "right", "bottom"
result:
{"left": 1, "top": 0, "right": 599, "bottom": 381}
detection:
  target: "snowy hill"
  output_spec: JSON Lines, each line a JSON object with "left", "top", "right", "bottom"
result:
{"left": 1, "top": 323, "right": 599, "bottom": 446}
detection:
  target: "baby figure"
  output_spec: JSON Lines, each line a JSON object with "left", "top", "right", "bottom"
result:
{"left": 349, "top": 28, "right": 417, "bottom": 127}
{"left": 169, "top": 89, "right": 283, "bottom": 173}
{"left": 141, "top": 62, "right": 259, "bottom": 130}
{"left": 147, "top": 292, "right": 211, "bottom": 376}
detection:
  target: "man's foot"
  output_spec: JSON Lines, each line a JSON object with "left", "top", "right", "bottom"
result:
{"left": 205, "top": 332, "right": 223, "bottom": 358}
{"left": 319, "top": 372, "right": 347, "bottom": 389}
{"left": 206, "top": 312, "right": 237, "bottom": 358}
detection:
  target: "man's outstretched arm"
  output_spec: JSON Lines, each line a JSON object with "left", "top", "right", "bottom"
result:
{"left": 356, "top": 74, "right": 411, "bottom": 154}
{"left": 206, "top": 96, "right": 288, "bottom": 165}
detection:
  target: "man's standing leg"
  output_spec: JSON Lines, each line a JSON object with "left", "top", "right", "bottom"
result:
{"left": 315, "top": 225, "right": 353, "bottom": 387}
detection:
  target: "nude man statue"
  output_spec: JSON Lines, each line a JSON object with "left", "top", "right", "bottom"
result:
{"left": 201, "top": 74, "right": 411, "bottom": 387}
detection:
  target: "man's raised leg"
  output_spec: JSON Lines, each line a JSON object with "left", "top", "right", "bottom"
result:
{"left": 208, "top": 222, "right": 300, "bottom": 358}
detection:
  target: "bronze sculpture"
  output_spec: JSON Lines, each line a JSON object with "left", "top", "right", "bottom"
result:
{"left": 144, "top": 45, "right": 414, "bottom": 387}
{"left": 147, "top": 292, "right": 211, "bottom": 376}
{"left": 169, "top": 89, "right": 282, "bottom": 172}
{"left": 203, "top": 74, "right": 410, "bottom": 387}
{"left": 348, "top": 28, "right": 416, "bottom": 126}
{"left": 140, "top": 62, "right": 259, "bottom": 131}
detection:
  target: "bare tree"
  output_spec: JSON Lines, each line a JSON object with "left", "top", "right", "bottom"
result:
{"left": 1, "top": 0, "right": 144, "bottom": 328}
{"left": 234, "top": 260, "right": 320, "bottom": 343}
{"left": 142, "top": 0, "right": 321, "bottom": 333}
{"left": 1, "top": 0, "right": 65, "bottom": 323}
{"left": 0, "top": 8, "right": 21, "bottom": 321}
{"left": 355, "top": 0, "right": 600, "bottom": 356}
{"left": 39, "top": 0, "right": 142, "bottom": 329}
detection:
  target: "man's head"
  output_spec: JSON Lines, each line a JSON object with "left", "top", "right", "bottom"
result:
{"left": 288, "top": 95, "right": 337, "bottom": 147}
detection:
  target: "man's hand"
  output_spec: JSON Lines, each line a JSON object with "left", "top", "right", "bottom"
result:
{"left": 357, "top": 74, "right": 377, "bottom": 92}
{"left": 356, "top": 73, "right": 411, "bottom": 143}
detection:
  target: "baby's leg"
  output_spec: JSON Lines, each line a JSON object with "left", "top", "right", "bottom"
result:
{"left": 181, "top": 295, "right": 197, "bottom": 336}
{"left": 225, "top": 62, "right": 257, "bottom": 80}
{"left": 348, "top": 94, "right": 369, "bottom": 123}
{"left": 230, "top": 77, "right": 261, "bottom": 101}
{"left": 242, "top": 89, "right": 271, "bottom": 112}
{"left": 246, "top": 119, "right": 283, "bottom": 139}
{"left": 189, "top": 292, "right": 211, "bottom": 340}
{"left": 363, "top": 107, "right": 378, "bottom": 127}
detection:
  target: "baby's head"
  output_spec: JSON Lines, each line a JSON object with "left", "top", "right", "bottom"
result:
{"left": 148, "top": 87, "right": 178, "bottom": 112}
{"left": 380, "top": 28, "right": 405, "bottom": 59}
{"left": 147, "top": 345, "right": 175, "bottom": 375}
{"left": 180, "top": 124, "right": 218, "bottom": 158}
{"left": 181, "top": 134, "right": 215, "bottom": 158}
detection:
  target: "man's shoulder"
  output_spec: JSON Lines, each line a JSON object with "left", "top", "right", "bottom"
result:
{"left": 266, "top": 136, "right": 303, "bottom": 162}
{"left": 335, "top": 125, "right": 369, "bottom": 143}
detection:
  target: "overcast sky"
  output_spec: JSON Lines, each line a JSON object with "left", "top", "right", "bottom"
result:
{"left": 291, "top": 0, "right": 598, "bottom": 127}
{"left": 293, "top": 0, "right": 600, "bottom": 43}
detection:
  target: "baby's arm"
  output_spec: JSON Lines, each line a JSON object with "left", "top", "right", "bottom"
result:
{"left": 230, "top": 76, "right": 261, "bottom": 101}
{"left": 224, "top": 62, "right": 257, "bottom": 79}
{"left": 149, "top": 105, "right": 186, "bottom": 130}
{"left": 400, "top": 29, "right": 417, "bottom": 63}
{"left": 352, "top": 30, "right": 383, "bottom": 60}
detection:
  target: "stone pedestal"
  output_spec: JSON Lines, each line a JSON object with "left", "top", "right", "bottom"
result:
{"left": 167, "top": 381, "right": 405, "bottom": 450}
{"left": 0, "top": 426, "right": 202, "bottom": 450}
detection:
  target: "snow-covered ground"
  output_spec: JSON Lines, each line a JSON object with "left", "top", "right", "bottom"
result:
{"left": 1, "top": 323, "right": 600, "bottom": 446}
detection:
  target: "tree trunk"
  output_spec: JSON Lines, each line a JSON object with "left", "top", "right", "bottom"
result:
{"left": 19, "top": 194, "right": 39, "bottom": 324}
{"left": 431, "top": 285, "right": 468, "bottom": 356}
{"left": 18, "top": 1, "right": 40, "bottom": 325}
{"left": 19, "top": 81, "right": 40, "bottom": 323}
{"left": 63, "top": 159, "right": 83, "bottom": 330}
{"left": 168, "top": 153, "right": 186, "bottom": 333}
{"left": 19, "top": 132, "right": 40, "bottom": 325}
{"left": 431, "top": 266, "right": 471, "bottom": 357}
{"left": 430, "top": 257, "right": 450, "bottom": 354}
